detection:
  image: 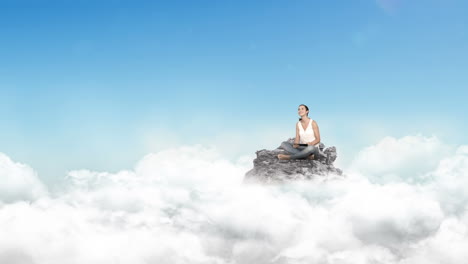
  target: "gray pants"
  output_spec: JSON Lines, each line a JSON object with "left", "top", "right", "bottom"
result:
{"left": 280, "top": 141, "right": 320, "bottom": 160}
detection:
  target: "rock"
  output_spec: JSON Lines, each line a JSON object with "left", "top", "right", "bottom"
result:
{"left": 244, "top": 138, "right": 343, "bottom": 183}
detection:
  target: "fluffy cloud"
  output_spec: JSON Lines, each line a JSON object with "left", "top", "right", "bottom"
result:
{"left": 0, "top": 153, "right": 47, "bottom": 203}
{"left": 427, "top": 145, "right": 468, "bottom": 215}
{"left": 401, "top": 217, "right": 468, "bottom": 264}
{"left": 0, "top": 136, "right": 467, "bottom": 263}
{"left": 349, "top": 135, "right": 452, "bottom": 183}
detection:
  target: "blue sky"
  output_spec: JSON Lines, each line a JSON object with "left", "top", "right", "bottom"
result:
{"left": 1, "top": 0, "right": 467, "bottom": 184}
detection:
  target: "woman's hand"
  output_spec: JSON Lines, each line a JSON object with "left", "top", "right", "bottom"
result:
{"left": 293, "top": 143, "right": 299, "bottom": 148}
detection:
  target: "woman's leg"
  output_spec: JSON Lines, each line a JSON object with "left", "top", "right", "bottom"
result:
{"left": 280, "top": 141, "right": 301, "bottom": 154}
{"left": 290, "top": 145, "right": 320, "bottom": 159}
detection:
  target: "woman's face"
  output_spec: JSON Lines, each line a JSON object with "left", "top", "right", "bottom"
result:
{"left": 298, "top": 105, "right": 309, "bottom": 117}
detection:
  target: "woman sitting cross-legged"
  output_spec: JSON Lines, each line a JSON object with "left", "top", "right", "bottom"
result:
{"left": 278, "top": 104, "right": 321, "bottom": 160}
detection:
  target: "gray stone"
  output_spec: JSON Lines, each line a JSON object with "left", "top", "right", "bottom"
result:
{"left": 244, "top": 138, "right": 343, "bottom": 183}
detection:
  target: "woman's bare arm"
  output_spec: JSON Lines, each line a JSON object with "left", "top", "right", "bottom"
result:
{"left": 294, "top": 123, "right": 300, "bottom": 147}
{"left": 308, "top": 120, "right": 321, "bottom": 146}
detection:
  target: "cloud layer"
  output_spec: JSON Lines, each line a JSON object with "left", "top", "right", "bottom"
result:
{"left": 0, "top": 153, "right": 47, "bottom": 203}
{"left": 0, "top": 135, "right": 467, "bottom": 264}
{"left": 349, "top": 135, "right": 452, "bottom": 183}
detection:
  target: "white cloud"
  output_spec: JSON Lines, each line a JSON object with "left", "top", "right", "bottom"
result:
{"left": 401, "top": 217, "right": 468, "bottom": 264}
{"left": 349, "top": 135, "right": 453, "bottom": 183}
{"left": 0, "top": 136, "right": 468, "bottom": 263}
{"left": 426, "top": 145, "right": 468, "bottom": 215}
{"left": 0, "top": 153, "right": 47, "bottom": 203}
{"left": 134, "top": 144, "right": 248, "bottom": 194}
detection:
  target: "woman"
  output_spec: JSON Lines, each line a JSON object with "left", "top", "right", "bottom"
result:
{"left": 278, "top": 104, "right": 321, "bottom": 160}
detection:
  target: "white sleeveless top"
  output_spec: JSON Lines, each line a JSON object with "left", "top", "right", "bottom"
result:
{"left": 298, "top": 119, "right": 319, "bottom": 147}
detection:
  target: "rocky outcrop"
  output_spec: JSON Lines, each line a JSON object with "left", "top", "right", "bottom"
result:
{"left": 244, "top": 138, "right": 343, "bottom": 183}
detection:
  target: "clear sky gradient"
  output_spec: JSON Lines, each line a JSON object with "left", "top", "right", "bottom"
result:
{"left": 1, "top": 0, "right": 467, "bottom": 184}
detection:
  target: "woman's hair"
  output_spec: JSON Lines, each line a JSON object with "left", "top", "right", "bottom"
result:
{"left": 298, "top": 104, "right": 309, "bottom": 121}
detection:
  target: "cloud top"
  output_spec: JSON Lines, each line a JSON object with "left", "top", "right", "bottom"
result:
{"left": 0, "top": 153, "right": 47, "bottom": 203}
